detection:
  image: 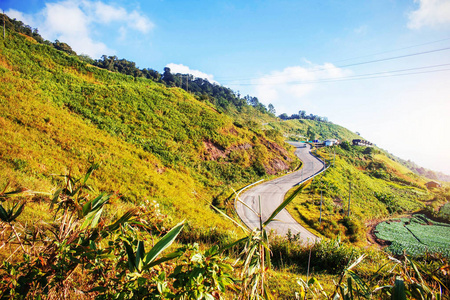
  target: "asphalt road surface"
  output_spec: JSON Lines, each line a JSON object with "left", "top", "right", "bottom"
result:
{"left": 235, "top": 142, "right": 325, "bottom": 244}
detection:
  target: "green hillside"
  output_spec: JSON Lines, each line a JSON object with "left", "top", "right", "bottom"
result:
{"left": 268, "top": 118, "right": 361, "bottom": 142}
{"left": 1, "top": 19, "right": 449, "bottom": 299}
{"left": 0, "top": 28, "right": 297, "bottom": 242}
{"left": 286, "top": 143, "right": 449, "bottom": 245}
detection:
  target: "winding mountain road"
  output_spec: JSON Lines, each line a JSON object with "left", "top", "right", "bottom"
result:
{"left": 235, "top": 142, "right": 326, "bottom": 244}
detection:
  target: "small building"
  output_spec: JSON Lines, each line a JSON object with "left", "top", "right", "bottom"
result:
{"left": 425, "top": 181, "right": 441, "bottom": 189}
{"left": 352, "top": 139, "right": 373, "bottom": 147}
{"left": 324, "top": 139, "right": 338, "bottom": 146}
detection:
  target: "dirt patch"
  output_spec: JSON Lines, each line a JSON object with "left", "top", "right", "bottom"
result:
{"left": 221, "top": 126, "right": 239, "bottom": 136}
{"left": 265, "top": 140, "right": 292, "bottom": 162}
{"left": 203, "top": 140, "right": 227, "bottom": 160}
{"left": 333, "top": 197, "right": 343, "bottom": 207}
{"left": 203, "top": 140, "right": 254, "bottom": 161}
{"left": 264, "top": 158, "right": 290, "bottom": 175}
{"left": 366, "top": 218, "right": 391, "bottom": 248}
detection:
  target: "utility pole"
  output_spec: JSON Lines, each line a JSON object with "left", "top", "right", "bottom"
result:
{"left": 319, "top": 190, "right": 323, "bottom": 224}
{"left": 347, "top": 181, "right": 352, "bottom": 217}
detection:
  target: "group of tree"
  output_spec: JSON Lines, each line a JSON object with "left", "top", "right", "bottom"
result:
{"left": 162, "top": 67, "right": 274, "bottom": 113}
{"left": 278, "top": 110, "right": 329, "bottom": 122}
{"left": 1, "top": 13, "right": 275, "bottom": 115}
{"left": 90, "top": 55, "right": 161, "bottom": 81}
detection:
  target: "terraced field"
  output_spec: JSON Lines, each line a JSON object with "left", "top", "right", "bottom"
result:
{"left": 375, "top": 215, "right": 450, "bottom": 257}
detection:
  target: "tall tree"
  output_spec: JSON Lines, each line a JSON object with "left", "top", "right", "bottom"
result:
{"left": 279, "top": 113, "right": 289, "bottom": 120}
{"left": 162, "top": 67, "right": 175, "bottom": 86}
{"left": 268, "top": 103, "right": 276, "bottom": 115}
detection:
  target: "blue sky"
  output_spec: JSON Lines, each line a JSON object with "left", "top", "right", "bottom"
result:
{"left": 3, "top": 0, "right": 450, "bottom": 175}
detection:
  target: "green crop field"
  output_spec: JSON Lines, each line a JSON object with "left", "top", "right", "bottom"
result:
{"left": 375, "top": 214, "right": 450, "bottom": 257}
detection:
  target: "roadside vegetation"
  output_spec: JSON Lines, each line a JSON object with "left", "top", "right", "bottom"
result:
{"left": 1, "top": 14, "right": 449, "bottom": 299}
{"left": 287, "top": 142, "right": 449, "bottom": 256}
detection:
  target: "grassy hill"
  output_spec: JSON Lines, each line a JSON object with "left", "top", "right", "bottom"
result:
{"left": 286, "top": 143, "right": 449, "bottom": 245}
{"left": 1, "top": 20, "right": 449, "bottom": 299}
{"left": 0, "top": 28, "right": 298, "bottom": 244}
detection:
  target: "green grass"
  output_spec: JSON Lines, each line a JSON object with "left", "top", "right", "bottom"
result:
{"left": 0, "top": 29, "right": 298, "bottom": 243}
{"left": 267, "top": 119, "right": 361, "bottom": 142}
{"left": 2, "top": 25, "right": 449, "bottom": 299}
{"left": 285, "top": 144, "right": 437, "bottom": 244}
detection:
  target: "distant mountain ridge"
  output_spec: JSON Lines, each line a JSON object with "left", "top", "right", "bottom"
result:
{"left": 388, "top": 155, "right": 450, "bottom": 182}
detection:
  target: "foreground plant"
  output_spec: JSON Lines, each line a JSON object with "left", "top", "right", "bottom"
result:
{"left": 0, "top": 165, "right": 181, "bottom": 298}
{"left": 296, "top": 253, "right": 448, "bottom": 300}
{"left": 215, "top": 182, "right": 308, "bottom": 299}
{"left": 0, "top": 165, "right": 239, "bottom": 299}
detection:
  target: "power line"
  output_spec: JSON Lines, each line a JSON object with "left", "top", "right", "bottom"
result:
{"left": 228, "top": 65, "right": 450, "bottom": 86}
{"left": 336, "top": 47, "right": 450, "bottom": 69}
{"left": 333, "top": 37, "right": 450, "bottom": 63}
{"left": 216, "top": 45, "right": 450, "bottom": 83}
{"left": 214, "top": 37, "right": 450, "bottom": 80}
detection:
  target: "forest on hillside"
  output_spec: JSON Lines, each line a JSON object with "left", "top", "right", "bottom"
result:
{"left": 0, "top": 14, "right": 272, "bottom": 115}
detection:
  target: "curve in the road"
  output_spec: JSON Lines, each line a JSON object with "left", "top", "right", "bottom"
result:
{"left": 235, "top": 142, "right": 326, "bottom": 244}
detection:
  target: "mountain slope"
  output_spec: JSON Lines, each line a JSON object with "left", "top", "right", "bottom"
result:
{"left": 285, "top": 143, "right": 447, "bottom": 244}
{"left": 0, "top": 28, "right": 296, "bottom": 240}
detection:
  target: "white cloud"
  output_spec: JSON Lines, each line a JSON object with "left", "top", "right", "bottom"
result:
{"left": 5, "top": 0, "right": 154, "bottom": 58}
{"left": 88, "top": 1, "right": 127, "bottom": 23}
{"left": 251, "top": 63, "right": 350, "bottom": 113}
{"left": 5, "top": 9, "right": 35, "bottom": 26}
{"left": 166, "top": 63, "right": 219, "bottom": 84}
{"left": 408, "top": 0, "right": 450, "bottom": 29}
{"left": 128, "top": 11, "right": 154, "bottom": 33}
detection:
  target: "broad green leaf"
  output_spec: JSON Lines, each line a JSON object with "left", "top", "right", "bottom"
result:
{"left": 82, "top": 163, "right": 100, "bottom": 185}
{"left": 123, "top": 240, "right": 136, "bottom": 272}
{"left": 392, "top": 278, "right": 407, "bottom": 300}
{"left": 0, "top": 204, "right": 8, "bottom": 221}
{"left": 143, "top": 251, "right": 183, "bottom": 271}
{"left": 347, "top": 270, "right": 370, "bottom": 297}
{"left": 221, "top": 236, "right": 248, "bottom": 252}
{"left": 105, "top": 208, "right": 139, "bottom": 233}
{"left": 144, "top": 220, "right": 184, "bottom": 264}
{"left": 50, "top": 189, "right": 62, "bottom": 209}
{"left": 82, "top": 193, "right": 110, "bottom": 217}
{"left": 80, "top": 207, "right": 104, "bottom": 230}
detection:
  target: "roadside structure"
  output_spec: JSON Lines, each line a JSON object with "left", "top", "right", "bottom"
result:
{"left": 324, "top": 139, "right": 338, "bottom": 146}
{"left": 352, "top": 139, "right": 373, "bottom": 146}
{"left": 425, "top": 181, "right": 441, "bottom": 189}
